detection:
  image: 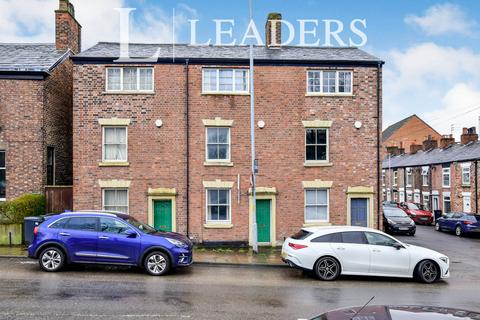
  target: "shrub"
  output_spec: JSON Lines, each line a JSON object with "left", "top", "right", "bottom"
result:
{"left": 0, "top": 194, "right": 46, "bottom": 224}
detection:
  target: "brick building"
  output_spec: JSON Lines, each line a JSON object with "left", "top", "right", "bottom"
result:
{"left": 383, "top": 128, "right": 480, "bottom": 214}
{"left": 383, "top": 114, "right": 441, "bottom": 152}
{"left": 0, "top": 0, "right": 81, "bottom": 201}
{"left": 71, "top": 19, "right": 384, "bottom": 245}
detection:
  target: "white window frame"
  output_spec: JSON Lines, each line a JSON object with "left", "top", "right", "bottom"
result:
{"left": 102, "top": 188, "right": 129, "bottom": 214}
{"left": 382, "top": 170, "right": 386, "bottom": 186}
{"left": 202, "top": 68, "right": 250, "bottom": 94}
{"left": 422, "top": 167, "right": 429, "bottom": 187}
{"left": 393, "top": 170, "right": 398, "bottom": 186}
{"left": 442, "top": 167, "right": 451, "bottom": 188}
{"left": 205, "top": 188, "right": 231, "bottom": 224}
{"left": 105, "top": 67, "right": 154, "bottom": 93}
{"left": 422, "top": 193, "right": 430, "bottom": 210}
{"left": 462, "top": 166, "right": 471, "bottom": 186}
{"left": 304, "top": 188, "right": 330, "bottom": 223}
{"left": 306, "top": 70, "right": 353, "bottom": 94}
{"left": 0, "top": 150, "right": 5, "bottom": 201}
{"left": 406, "top": 168, "right": 413, "bottom": 187}
{"left": 443, "top": 192, "right": 451, "bottom": 213}
{"left": 205, "top": 127, "right": 231, "bottom": 163}
{"left": 102, "top": 126, "right": 128, "bottom": 163}
{"left": 305, "top": 128, "right": 329, "bottom": 163}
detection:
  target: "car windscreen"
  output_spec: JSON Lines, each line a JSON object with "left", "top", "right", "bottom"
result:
{"left": 407, "top": 203, "right": 419, "bottom": 210}
{"left": 122, "top": 216, "right": 157, "bottom": 234}
{"left": 384, "top": 208, "right": 408, "bottom": 218}
{"left": 291, "top": 229, "right": 312, "bottom": 240}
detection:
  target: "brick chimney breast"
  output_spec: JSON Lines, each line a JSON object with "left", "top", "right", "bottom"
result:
{"left": 440, "top": 134, "right": 455, "bottom": 148}
{"left": 409, "top": 144, "right": 423, "bottom": 154}
{"left": 265, "top": 13, "right": 282, "bottom": 48}
{"left": 55, "top": 0, "right": 82, "bottom": 54}
{"left": 422, "top": 137, "right": 438, "bottom": 151}
{"left": 460, "top": 127, "right": 478, "bottom": 145}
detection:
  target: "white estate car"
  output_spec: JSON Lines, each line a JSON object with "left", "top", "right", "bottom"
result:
{"left": 281, "top": 226, "right": 449, "bottom": 283}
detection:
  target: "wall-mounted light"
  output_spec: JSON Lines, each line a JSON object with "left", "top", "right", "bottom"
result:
{"left": 257, "top": 120, "right": 265, "bottom": 129}
{"left": 155, "top": 119, "right": 163, "bottom": 128}
{"left": 354, "top": 121, "right": 362, "bottom": 129}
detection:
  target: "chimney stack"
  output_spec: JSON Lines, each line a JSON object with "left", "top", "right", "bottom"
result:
{"left": 440, "top": 134, "right": 455, "bottom": 148}
{"left": 265, "top": 13, "right": 282, "bottom": 48}
{"left": 410, "top": 144, "right": 423, "bottom": 154}
{"left": 422, "top": 135, "right": 438, "bottom": 151}
{"left": 460, "top": 127, "right": 478, "bottom": 145}
{"left": 56, "top": 0, "right": 82, "bottom": 54}
{"left": 386, "top": 146, "right": 405, "bottom": 156}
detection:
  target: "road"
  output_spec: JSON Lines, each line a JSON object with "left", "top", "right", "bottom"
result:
{"left": 0, "top": 226, "right": 479, "bottom": 320}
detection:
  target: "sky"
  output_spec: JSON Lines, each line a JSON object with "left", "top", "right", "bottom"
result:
{"left": 1, "top": 0, "right": 480, "bottom": 140}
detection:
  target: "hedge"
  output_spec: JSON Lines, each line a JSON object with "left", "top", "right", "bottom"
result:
{"left": 0, "top": 194, "right": 46, "bottom": 224}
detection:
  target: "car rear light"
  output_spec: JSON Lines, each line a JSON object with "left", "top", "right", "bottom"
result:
{"left": 33, "top": 226, "right": 39, "bottom": 236}
{"left": 463, "top": 220, "right": 473, "bottom": 225}
{"left": 288, "top": 242, "right": 308, "bottom": 250}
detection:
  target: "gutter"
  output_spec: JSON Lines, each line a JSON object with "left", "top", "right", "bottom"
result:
{"left": 185, "top": 59, "right": 190, "bottom": 237}
{"left": 376, "top": 62, "right": 381, "bottom": 229}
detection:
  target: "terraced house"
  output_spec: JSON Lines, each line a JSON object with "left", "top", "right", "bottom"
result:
{"left": 0, "top": 0, "right": 81, "bottom": 202}
{"left": 72, "top": 19, "right": 384, "bottom": 245}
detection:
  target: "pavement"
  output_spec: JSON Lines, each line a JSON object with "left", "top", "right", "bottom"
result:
{"left": 1, "top": 226, "right": 480, "bottom": 319}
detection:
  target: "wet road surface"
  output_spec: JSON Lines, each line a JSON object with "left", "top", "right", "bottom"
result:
{"left": 1, "top": 225, "right": 479, "bottom": 320}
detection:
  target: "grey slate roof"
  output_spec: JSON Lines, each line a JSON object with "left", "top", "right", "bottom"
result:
{"left": 0, "top": 44, "right": 69, "bottom": 73}
{"left": 382, "top": 141, "right": 480, "bottom": 169}
{"left": 75, "top": 42, "right": 382, "bottom": 63}
{"left": 382, "top": 115, "right": 415, "bottom": 141}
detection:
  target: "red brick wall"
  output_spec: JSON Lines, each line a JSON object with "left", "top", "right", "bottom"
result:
{"left": 384, "top": 116, "right": 441, "bottom": 151}
{"left": 73, "top": 63, "right": 382, "bottom": 243}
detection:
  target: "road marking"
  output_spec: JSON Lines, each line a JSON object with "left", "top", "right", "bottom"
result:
{"left": 17, "top": 261, "right": 36, "bottom": 265}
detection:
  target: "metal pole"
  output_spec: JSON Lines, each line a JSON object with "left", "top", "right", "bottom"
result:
{"left": 249, "top": 0, "right": 258, "bottom": 254}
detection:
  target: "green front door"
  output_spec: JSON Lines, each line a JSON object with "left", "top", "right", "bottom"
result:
{"left": 256, "top": 199, "right": 271, "bottom": 243}
{"left": 154, "top": 200, "right": 172, "bottom": 232}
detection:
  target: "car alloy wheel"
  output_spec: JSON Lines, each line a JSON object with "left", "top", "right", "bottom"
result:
{"left": 435, "top": 222, "right": 441, "bottom": 231}
{"left": 39, "top": 248, "right": 64, "bottom": 272}
{"left": 315, "top": 257, "right": 340, "bottom": 281}
{"left": 417, "top": 260, "right": 439, "bottom": 283}
{"left": 455, "top": 225, "right": 462, "bottom": 237}
{"left": 145, "top": 252, "right": 170, "bottom": 276}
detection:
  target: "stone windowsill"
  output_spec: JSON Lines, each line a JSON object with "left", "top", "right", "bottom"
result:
{"left": 201, "top": 92, "right": 250, "bottom": 96}
{"left": 304, "top": 161, "right": 333, "bottom": 167}
{"left": 102, "top": 91, "right": 155, "bottom": 95}
{"left": 303, "top": 222, "right": 332, "bottom": 227}
{"left": 305, "top": 93, "right": 355, "bottom": 98}
{"left": 204, "top": 161, "right": 234, "bottom": 167}
{"left": 98, "top": 162, "right": 130, "bottom": 167}
{"left": 204, "top": 223, "right": 234, "bottom": 229}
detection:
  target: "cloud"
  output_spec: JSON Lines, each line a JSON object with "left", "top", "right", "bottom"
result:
{"left": 383, "top": 42, "right": 480, "bottom": 139}
{"left": 405, "top": 3, "right": 477, "bottom": 36}
{"left": 0, "top": 0, "right": 198, "bottom": 50}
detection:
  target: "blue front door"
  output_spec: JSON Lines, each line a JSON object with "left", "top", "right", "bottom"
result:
{"left": 351, "top": 198, "right": 368, "bottom": 227}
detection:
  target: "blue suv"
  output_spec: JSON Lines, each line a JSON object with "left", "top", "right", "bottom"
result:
{"left": 28, "top": 211, "right": 193, "bottom": 276}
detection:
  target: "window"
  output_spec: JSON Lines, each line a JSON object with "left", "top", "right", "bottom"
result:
{"left": 305, "top": 128, "right": 328, "bottom": 162}
{"left": 393, "top": 170, "right": 398, "bottom": 186}
{"left": 443, "top": 194, "right": 451, "bottom": 213}
{"left": 291, "top": 229, "right": 313, "bottom": 240}
{"left": 365, "top": 232, "right": 399, "bottom": 247}
{"left": 399, "top": 191, "right": 405, "bottom": 202}
{"left": 206, "top": 127, "right": 230, "bottom": 162}
{"left": 99, "top": 217, "right": 132, "bottom": 235}
{"left": 462, "top": 166, "right": 471, "bottom": 185}
{"left": 106, "top": 67, "right": 154, "bottom": 92}
{"left": 311, "top": 232, "right": 342, "bottom": 243}
{"left": 48, "top": 218, "right": 68, "bottom": 229}
{"left": 307, "top": 70, "right": 352, "bottom": 94}
{"left": 423, "top": 194, "right": 430, "bottom": 211}
{"left": 305, "top": 189, "right": 329, "bottom": 222}
{"left": 406, "top": 168, "right": 413, "bottom": 187}
{"left": 47, "top": 147, "right": 55, "bottom": 185}
{"left": 206, "top": 189, "right": 230, "bottom": 222}
{"left": 103, "top": 189, "right": 129, "bottom": 213}
{"left": 0, "top": 151, "right": 5, "bottom": 200}
{"left": 340, "top": 231, "right": 367, "bottom": 244}
{"left": 202, "top": 69, "right": 249, "bottom": 93}
{"left": 382, "top": 170, "right": 386, "bottom": 186}
{"left": 422, "top": 167, "right": 429, "bottom": 186}
{"left": 442, "top": 167, "right": 451, "bottom": 187}
{"left": 103, "top": 127, "right": 127, "bottom": 162}
{"left": 64, "top": 217, "right": 97, "bottom": 231}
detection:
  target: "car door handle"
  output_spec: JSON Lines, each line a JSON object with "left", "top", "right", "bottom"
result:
{"left": 99, "top": 236, "right": 109, "bottom": 240}
{"left": 372, "top": 249, "right": 381, "bottom": 253}
{"left": 336, "top": 247, "right": 346, "bottom": 250}
{"left": 59, "top": 232, "right": 70, "bottom": 236}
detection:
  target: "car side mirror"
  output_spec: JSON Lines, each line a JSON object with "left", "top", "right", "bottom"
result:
{"left": 393, "top": 243, "right": 403, "bottom": 250}
{"left": 125, "top": 229, "right": 137, "bottom": 238}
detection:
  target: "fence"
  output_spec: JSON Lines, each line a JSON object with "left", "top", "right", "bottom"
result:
{"left": 45, "top": 186, "right": 73, "bottom": 213}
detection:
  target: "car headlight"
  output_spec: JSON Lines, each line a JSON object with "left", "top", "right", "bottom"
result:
{"left": 439, "top": 256, "right": 449, "bottom": 264}
{"left": 410, "top": 213, "right": 417, "bottom": 217}
{"left": 410, "top": 220, "right": 415, "bottom": 226}
{"left": 387, "top": 219, "right": 396, "bottom": 225}
{"left": 166, "top": 238, "right": 185, "bottom": 247}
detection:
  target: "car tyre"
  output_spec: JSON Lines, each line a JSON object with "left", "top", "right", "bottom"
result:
{"left": 455, "top": 225, "right": 463, "bottom": 237}
{"left": 39, "top": 247, "right": 65, "bottom": 272}
{"left": 314, "top": 256, "right": 341, "bottom": 281}
{"left": 415, "top": 260, "right": 439, "bottom": 284}
{"left": 144, "top": 251, "right": 171, "bottom": 276}
{"left": 435, "top": 222, "right": 441, "bottom": 232}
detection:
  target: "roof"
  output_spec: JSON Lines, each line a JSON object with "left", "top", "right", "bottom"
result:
{"left": 0, "top": 43, "right": 70, "bottom": 74}
{"left": 382, "top": 141, "right": 480, "bottom": 169}
{"left": 73, "top": 42, "right": 383, "bottom": 65}
{"left": 382, "top": 114, "right": 440, "bottom": 142}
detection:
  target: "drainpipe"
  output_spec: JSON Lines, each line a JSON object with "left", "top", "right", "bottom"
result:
{"left": 184, "top": 59, "right": 190, "bottom": 237}
{"left": 475, "top": 160, "right": 478, "bottom": 213}
{"left": 376, "top": 62, "right": 381, "bottom": 229}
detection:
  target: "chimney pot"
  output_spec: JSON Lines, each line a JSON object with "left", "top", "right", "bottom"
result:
{"left": 461, "top": 127, "right": 478, "bottom": 145}
{"left": 440, "top": 134, "right": 455, "bottom": 148}
{"left": 422, "top": 137, "right": 438, "bottom": 151}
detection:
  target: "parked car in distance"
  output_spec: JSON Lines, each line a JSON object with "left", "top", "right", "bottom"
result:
{"left": 435, "top": 212, "right": 480, "bottom": 236}
{"left": 281, "top": 226, "right": 449, "bottom": 283}
{"left": 382, "top": 201, "right": 399, "bottom": 208}
{"left": 399, "top": 202, "right": 433, "bottom": 225}
{"left": 383, "top": 206, "right": 416, "bottom": 236}
{"left": 28, "top": 211, "right": 193, "bottom": 276}
{"left": 309, "top": 305, "right": 480, "bottom": 320}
